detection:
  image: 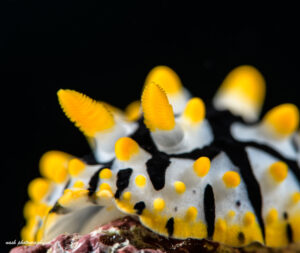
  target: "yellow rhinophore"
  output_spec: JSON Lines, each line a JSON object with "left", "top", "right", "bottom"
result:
{"left": 115, "top": 137, "right": 139, "bottom": 161}
{"left": 57, "top": 89, "right": 115, "bottom": 137}
{"left": 144, "top": 65, "right": 182, "bottom": 95}
{"left": 68, "top": 158, "right": 85, "bottom": 177}
{"left": 263, "top": 104, "right": 299, "bottom": 138}
{"left": 193, "top": 156, "right": 211, "bottom": 177}
{"left": 125, "top": 100, "right": 141, "bottom": 121}
{"left": 183, "top": 97, "right": 206, "bottom": 124}
{"left": 222, "top": 171, "right": 241, "bottom": 188}
{"left": 269, "top": 161, "right": 288, "bottom": 183}
{"left": 141, "top": 83, "right": 175, "bottom": 131}
{"left": 28, "top": 178, "right": 51, "bottom": 202}
{"left": 39, "top": 150, "right": 72, "bottom": 183}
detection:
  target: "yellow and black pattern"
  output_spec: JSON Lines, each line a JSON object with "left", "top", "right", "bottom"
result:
{"left": 22, "top": 65, "right": 300, "bottom": 248}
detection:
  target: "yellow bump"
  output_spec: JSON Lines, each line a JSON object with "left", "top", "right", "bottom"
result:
{"left": 39, "top": 150, "right": 71, "bottom": 183}
{"left": 73, "top": 180, "right": 85, "bottom": 188}
{"left": 227, "top": 210, "right": 236, "bottom": 219}
{"left": 292, "top": 192, "right": 300, "bottom": 204}
{"left": 23, "top": 201, "right": 37, "bottom": 219}
{"left": 263, "top": 104, "right": 299, "bottom": 137}
{"left": 269, "top": 161, "right": 288, "bottom": 183}
{"left": 36, "top": 203, "right": 51, "bottom": 217}
{"left": 99, "top": 183, "right": 112, "bottom": 191}
{"left": 96, "top": 189, "right": 113, "bottom": 199}
{"left": 125, "top": 100, "right": 141, "bottom": 121}
{"left": 222, "top": 171, "right": 241, "bottom": 188}
{"left": 193, "top": 156, "right": 211, "bottom": 177}
{"left": 68, "top": 158, "right": 85, "bottom": 177}
{"left": 215, "top": 218, "right": 227, "bottom": 232}
{"left": 183, "top": 97, "right": 206, "bottom": 124}
{"left": 135, "top": 175, "right": 146, "bottom": 187}
{"left": 243, "top": 211, "right": 255, "bottom": 226}
{"left": 219, "top": 65, "right": 266, "bottom": 106}
{"left": 174, "top": 181, "right": 186, "bottom": 194}
{"left": 57, "top": 89, "right": 115, "bottom": 137}
{"left": 58, "top": 189, "right": 89, "bottom": 206}
{"left": 153, "top": 198, "right": 165, "bottom": 212}
{"left": 141, "top": 82, "right": 175, "bottom": 131}
{"left": 99, "top": 168, "right": 112, "bottom": 179}
{"left": 185, "top": 206, "right": 198, "bottom": 222}
{"left": 144, "top": 65, "right": 182, "bottom": 95}
{"left": 266, "top": 208, "right": 278, "bottom": 225}
{"left": 28, "top": 178, "right": 50, "bottom": 202}
{"left": 115, "top": 137, "right": 139, "bottom": 161}
{"left": 123, "top": 191, "right": 131, "bottom": 201}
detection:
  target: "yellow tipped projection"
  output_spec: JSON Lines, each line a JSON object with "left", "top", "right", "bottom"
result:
{"left": 39, "top": 151, "right": 71, "bottom": 183}
{"left": 219, "top": 65, "right": 266, "bottom": 107}
{"left": 183, "top": 97, "right": 206, "bottom": 124}
{"left": 57, "top": 89, "right": 115, "bottom": 137}
{"left": 263, "top": 104, "right": 299, "bottom": 138}
{"left": 145, "top": 65, "right": 182, "bottom": 95}
{"left": 141, "top": 83, "right": 175, "bottom": 131}
{"left": 125, "top": 100, "right": 141, "bottom": 121}
{"left": 115, "top": 137, "right": 139, "bottom": 161}
{"left": 28, "top": 178, "right": 50, "bottom": 202}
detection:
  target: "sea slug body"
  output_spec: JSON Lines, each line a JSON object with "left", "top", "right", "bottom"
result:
{"left": 22, "top": 65, "right": 300, "bottom": 248}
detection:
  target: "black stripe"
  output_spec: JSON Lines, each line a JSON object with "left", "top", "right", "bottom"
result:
{"left": 219, "top": 141, "right": 265, "bottom": 240}
{"left": 134, "top": 201, "right": 146, "bottom": 215}
{"left": 286, "top": 223, "right": 293, "bottom": 243}
{"left": 204, "top": 184, "right": 215, "bottom": 239}
{"left": 166, "top": 217, "right": 174, "bottom": 237}
{"left": 88, "top": 167, "right": 104, "bottom": 196}
{"left": 146, "top": 151, "right": 170, "bottom": 190}
{"left": 115, "top": 168, "right": 133, "bottom": 198}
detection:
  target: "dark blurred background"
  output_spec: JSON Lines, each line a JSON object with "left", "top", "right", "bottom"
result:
{"left": 1, "top": 2, "right": 299, "bottom": 251}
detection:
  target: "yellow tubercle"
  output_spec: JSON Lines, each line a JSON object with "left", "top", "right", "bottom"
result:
{"left": 183, "top": 97, "right": 206, "bottom": 124}
{"left": 57, "top": 89, "right": 115, "bottom": 137}
{"left": 125, "top": 100, "right": 141, "bottom": 121}
{"left": 174, "top": 181, "right": 186, "bottom": 194}
{"left": 193, "top": 156, "right": 210, "bottom": 177}
{"left": 263, "top": 104, "right": 299, "bottom": 138}
{"left": 96, "top": 189, "right": 113, "bottom": 199}
{"left": 73, "top": 180, "right": 85, "bottom": 188}
{"left": 115, "top": 199, "right": 136, "bottom": 214}
{"left": 185, "top": 206, "right": 198, "bottom": 222}
{"left": 144, "top": 65, "right": 182, "bottom": 95}
{"left": 269, "top": 161, "right": 288, "bottom": 183}
{"left": 153, "top": 198, "right": 165, "bottom": 212}
{"left": 23, "top": 200, "right": 36, "bottom": 220}
{"left": 222, "top": 171, "right": 241, "bottom": 188}
{"left": 135, "top": 175, "right": 147, "bottom": 187}
{"left": 173, "top": 216, "right": 207, "bottom": 239}
{"left": 292, "top": 192, "right": 300, "bottom": 204}
{"left": 141, "top": 82, "right": 175, "bottom": 131}
{"left": 99, "top": 168, "right": 113, "bottom": 179}
{"left": 227, "top": 210, "right": 236, "bottom": 219}
{"left": 266, "top": 208, "right": 278, "bottom": 225}
{"left": 122, "top": 191, "right": 131, "bottom": 201}
{"left": 58, "top": 188, "right": 89, "bottom": 206}
{"left": 68, "top": 158, "right": 85, "bottom": 177}
{"left": 21, "top": 217, "right": 38, "bottom": 242}
{"left": 219, "top": 65, "right": 266, "bottom": 107}
{"left": 28, "top": 178, "right": 51, "bottom": 202}
{"left": 99, "top": 183, "right": 112, "bottom": 191}
{"left": 115, "top": 137, "right": 139, "bottom": 161}
{"left": 243, "top": 211, "right": 255, "bottom": 226}
{"left": 39, "top": 150, "right": 71, "bottom": 183}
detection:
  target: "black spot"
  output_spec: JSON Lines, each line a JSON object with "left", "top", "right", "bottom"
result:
{"left": 286, "top": 224, "right": 293, "bottom": 243}
{"left": 238, "top": 232, "right": 245, "bottom": 244}
{"left": 283, "top": 212, "right": 289, "bottom": 220}
{"left": 204, "top": 184, "right": 215, "bottom": 239}
{"left": 174, "top": 207, "right": 178, "bottom": 212}
{"left": 236, "top": 201, "right": 241, "bottom": 207}
{"left": 166, "top": 217, "right": 174, "bottom": 237}
{"left": 49, "top": 203, "right": 69, "bottom": 214}
{"left": 115, "top": 168, "right": 133, "bottom": 198}
{"left": 88, "top": 167, "right": 104, "bottom": 196}
{"left": 146, "top": 152, "right": 171, "bottom": 190}
{"left": 134, "top": 201, "right": 146, "bottom": 215}
{"left": 192, "top": 190, "right": 196, "bottom": 194}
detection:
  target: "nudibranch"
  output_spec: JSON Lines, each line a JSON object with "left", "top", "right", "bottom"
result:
{"left": 22, "top": 65, "right": 300, "bottom": 248}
